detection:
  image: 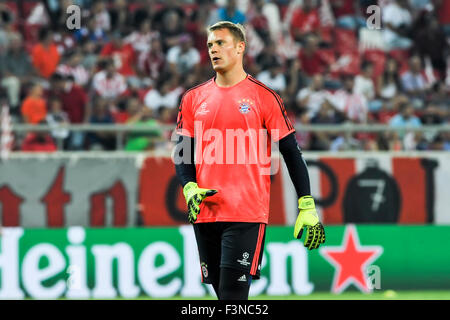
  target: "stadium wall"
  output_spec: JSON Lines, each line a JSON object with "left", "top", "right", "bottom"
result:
{"left": 0, "top": 152, "right": 449, "bottom": 227}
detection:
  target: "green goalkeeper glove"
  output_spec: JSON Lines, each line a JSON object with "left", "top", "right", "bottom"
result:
{"left": 294, "top": 195, "right": 325, "bottom": 250}
{"left": 183, "top": 182, "right": 218, "bottom": 224}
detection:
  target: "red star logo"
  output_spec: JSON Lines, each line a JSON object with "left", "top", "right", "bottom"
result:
{"left": 320, "top": 225, "right": 383, "bottom": 293}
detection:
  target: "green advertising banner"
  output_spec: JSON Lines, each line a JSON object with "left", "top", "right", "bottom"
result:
{"left": 0, "top": 225, "right": 449, "bottom": 299}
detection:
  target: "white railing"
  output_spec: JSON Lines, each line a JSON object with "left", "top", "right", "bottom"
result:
{"left": 8, "top": 123, "right": 450, "bottom": 150}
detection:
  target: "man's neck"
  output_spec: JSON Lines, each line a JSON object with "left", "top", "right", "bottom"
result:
{"left": 215, "top": 68, "right": 247, "bottom": 88}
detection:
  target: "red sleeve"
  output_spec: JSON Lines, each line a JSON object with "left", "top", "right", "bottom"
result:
{"left": 262, "top": 90, "right": 295, "bottom": 142}
{"left": 313, "top": 11, "right": 320, "bottom": 28}
{"left": 176, "top": 91, "right": 195, "bottom": 137}
{"left": 100, "top": 43, "right": 112, "bottom": 56}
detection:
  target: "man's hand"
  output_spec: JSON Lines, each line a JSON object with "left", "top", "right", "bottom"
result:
{"left": 183, "top": 182, "right": 217, "bottom": 224}
{"left": 293, "top": 196, "right": 325, "bottom": 250}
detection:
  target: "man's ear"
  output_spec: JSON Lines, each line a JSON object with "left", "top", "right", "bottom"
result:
{"left": 237, "top": 41, "right": 246, "bottom": 55}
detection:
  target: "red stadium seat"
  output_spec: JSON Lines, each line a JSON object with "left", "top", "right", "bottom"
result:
{"left": 334, "top": 28, "right": 358, "bottom": 54}
{"left": 317, "top": 48, "right": 336, "bottom": 65}
{"left": 319, "top": 26, "right": 333, "bottom": 44}
{"left": 363, "top": 50, "right": 387, "bottom": 78}
{"left": 337, "top": 51, "right": 361, "bottom": 76}
{"left": 389, "top": 49, "right": 410, "bottom": 73}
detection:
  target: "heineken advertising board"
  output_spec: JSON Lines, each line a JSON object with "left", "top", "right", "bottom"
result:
{"left": 0, "top": 225, "right": 449, "bottom": 299}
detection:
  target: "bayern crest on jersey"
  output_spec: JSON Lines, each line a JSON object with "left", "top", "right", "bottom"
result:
{"left": 238, "top": 99, "right": 254, "bottom": 114}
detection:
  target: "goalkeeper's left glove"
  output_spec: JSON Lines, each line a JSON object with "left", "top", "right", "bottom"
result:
{"left": 294, "top": 195, "right": 325, "bottom": 250}
{"left": 183, "top": 182, "right": 217, "bottom": 224}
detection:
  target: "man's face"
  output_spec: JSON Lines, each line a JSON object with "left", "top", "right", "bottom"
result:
{"left": 344, "top": 78, "right": 354, "bottom": 91}
{"left": 207, "top": 28, "right": 245, "bottom": 73}
{"left": 312, "top": 75, "right": 323, "bottom": 90}
{"left": 410, "top": 57, "right": 421, "bottom": 72}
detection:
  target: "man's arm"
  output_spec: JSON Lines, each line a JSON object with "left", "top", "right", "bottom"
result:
{"left": 174, "top": 134, "right": 217, "bottom": 223}
{"left": 278, "top": 132, "right": 311, "bottom": 198}
{"left": 278, "top": 132, "right": 325, "bottom": 250}
{"left": 174, "top": 134, "right": 196, "bottom": 187}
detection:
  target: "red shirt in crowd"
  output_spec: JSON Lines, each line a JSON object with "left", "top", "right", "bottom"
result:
{"left": 298, "top": 50, "right": 327, "bottom": 76}
{"left": 290, "top": 7, "right": 320, "bottom": 38}
{"left": 100, "top": 43, "right": 137, "bottom": 76}
{"left": 332, "top": 0, "right": 356, "bottom": 18}
{"left": 438, "top": 0, "right": 450, "bottom": 24}
{"left": 31, "top": 43, "right": 60, "bottom": 78}
{"left": 21, "top": 133, "right": 57, "bottom": 152}
{"left": 58, "top": 83, "right": 88, "bottom": 124}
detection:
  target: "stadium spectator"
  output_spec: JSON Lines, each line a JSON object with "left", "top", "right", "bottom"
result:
{"left": 412, "top": 12, "right": 448, "bottom": 80}
{"left": 124, "top": 97, "right": 162, "bottom": 151}
{"left": 49, "top": 74, "right": 89, "bottom": 150}
{"left": 255, "top": 41, "right": 282, "bottom": 72}
{"left": 50, "top": 74, "right": 89, "bottom": 124}
{"left": 296, "top": 74, "right": 331, "bottom": 118}
{"left": 133, "top": 0, "right": 159, "bottom": 29}
{"left": 45, "top": 96, "right": 70, "bottom": 145}
{"left": 21, "top": 83, "right": 47, "bottom": 124}
{"left": 294, "top": 108, "right": 312, "bottom": 150}
{"left": 256, "top": 61, "right": 286, "bottom": 95}
{"left": 167, "top": 34, "right": 201, "bottom": 81}
{"left": 330, "top": 75, "right": 369, "bottom": 124}
{"left": 420, "top": 104, "right": 446, "bottom": 125}
{"left": 92, "top": 59, "right": 128, "bottom": 100}
{"left": 74, "top": 16, "right": 108, "bottom": 49}
{"left": 92, "top": 0, "right": 111, "bottom": 32}
{"left": 309, "top": 101, "right": 341, "bottom": 151}
{"left": 108, "top": 0, "right": 134, "bottom": 34}
{"left": 209, "top": 0, "right": 247, "bottom": 25}
{"left": 0, "top": 33, "right": 32, "bottom": 112}
{"left": 331, "top": 0, "right": 365, "bottom": 30}
{"left": 298, "top": 34, "right": 327, "bottom": 77}
{"left": 247, "top": 0, "right": 271, "bottom": 42}
{"left": 42, "top": 0, "right": 71, "bottom": 31}
{"left": 87, "top": 97, "right": 116, "bottom": 150}
{"left": 354, "top": 61, "right": 376, "bottom": 102}
{"left": 124, "top": 19, "right": 160, "bottom": 57}
{"left": 428, "top": 81, "right": 450, "bottom": 112}
{"left": 401, "top": 55, "right": 428, "bottom": 101}
{"left": 31, "top": 28, "right": 60, "bottom": 79}
{"left": 153, "top": 0, "right": 187, "bottom": 51}
{"left": 80, "top": 40, "right": 100, "bottom": 76}
{"left": 21, "top": 131, "right": 57, "bottom": 152}
{"left": 185, "top": 3, "right": 212, "bottom": 67}
{"left": 53, "top": 28, "right": 77, "bottom": 57}
{"left": 290, "top": 0, "right": 320, "bottom": 44}
{"left": 0, "top": 7, "right": 15, "bottom": 53}
{"left": 377, "top": 57, "right": 402, "bottom": 100}
{"left": 139, "top": 37, "right": 166, "bottom": 85}
{"left": 100, "top": 31, "right": 137, "bottom": 78}
{"left": 382, "top": 0, "right": 413, "bottom": 50}
{"left": 434, "top": 0, "right": 450, "bottom": 36}
{"left": 389, "top": 101, "right": 422, "bottom": 144}
{"left": 56, "top": 49, "right": 91, "bottom": 88}
{"left": 144, "top": 77, "right": 184, "bottom": 112}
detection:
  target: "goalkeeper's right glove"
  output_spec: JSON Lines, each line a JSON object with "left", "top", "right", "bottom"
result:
{"left": 183, "top": 182, "right": 217, "bottom": 224}
{"left": 294, "top": 195, "right": 326, "bottom": 250}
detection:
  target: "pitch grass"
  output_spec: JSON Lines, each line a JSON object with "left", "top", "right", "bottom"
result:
{"left": 152, "top": 290, "right": 450, "bottom": 300}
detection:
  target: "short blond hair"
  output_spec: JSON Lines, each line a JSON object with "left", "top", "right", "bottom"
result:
{"left": 207, "top": 21, "right": 247, "bottom": 46}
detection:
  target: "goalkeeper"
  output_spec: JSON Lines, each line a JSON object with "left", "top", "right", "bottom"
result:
{"left": 174, "top": 21, "right": 325, "bottom": 300}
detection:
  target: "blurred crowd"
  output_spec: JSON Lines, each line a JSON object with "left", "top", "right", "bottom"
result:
{"left": 0, "top": 0, "right": 449, "bottom": 152}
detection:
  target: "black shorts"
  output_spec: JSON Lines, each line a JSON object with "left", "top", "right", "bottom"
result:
{"left": 193, "top": 222, "right": 266, "bottom": 284}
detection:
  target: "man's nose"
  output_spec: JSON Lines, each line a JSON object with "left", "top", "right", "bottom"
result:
{"left": 209, "top": 44, "right": 218, "bottom": 53}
